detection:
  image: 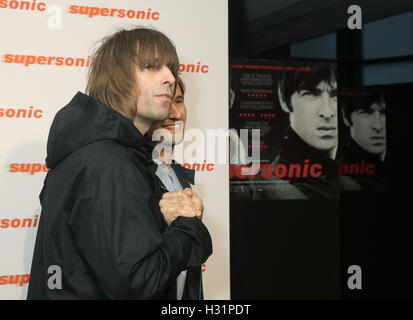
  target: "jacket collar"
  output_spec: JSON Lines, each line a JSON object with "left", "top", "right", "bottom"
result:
{"left": 171, "top": 160, "right": 195, "bottom": 186}
{"left": 46, "top": 92, "right": 156, "bottom": 168}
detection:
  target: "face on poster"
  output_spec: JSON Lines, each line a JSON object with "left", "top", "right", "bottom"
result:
{"left": 338, "top": 87, "right": 387, "bottom": 192}
{"left": 229, "top": 59, "right": 340, "bottom": 200}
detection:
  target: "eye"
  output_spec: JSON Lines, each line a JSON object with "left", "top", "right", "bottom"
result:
{"left": 299, "top": 89, "right": 320, "bottom": 97}
{"left": 144, "top": 64, "right": 153, "bottom": 70}
{"left": 299, "top": 90, "right": 312, "bottom": 96}
{"left": 167, "top": 63, "right": 175, "bottom": 73}
{"left": 356, "top": 109, "right": 372, "bottom": 116}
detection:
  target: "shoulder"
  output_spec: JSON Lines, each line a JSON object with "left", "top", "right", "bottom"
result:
{"left": 76, "top": 140, "right": 147, "bottom": 177}
{"left": 78, "top": 139, "right": 128, "bottom": 160}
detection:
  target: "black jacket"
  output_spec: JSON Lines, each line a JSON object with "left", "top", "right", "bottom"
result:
{"left": 272, "top": 127, "right": 339, "bottom": 199}
{"left": 27, "top": 92, "right": 212, "bottom": 299}
{"left": 339, "top": 138, "right": 387, "bottom": 192}
{"left": 252, "top": 127, "right": 339, "bottom": 200}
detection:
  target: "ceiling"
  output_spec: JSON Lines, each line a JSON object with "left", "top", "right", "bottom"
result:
{"left": 229, "top": 0, "right": 413, "bottom": 57}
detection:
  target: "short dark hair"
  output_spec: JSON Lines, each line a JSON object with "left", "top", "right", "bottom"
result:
{"left": 278, "top": 62, "right": 337, "bottom": 111}
{"left": 86, "top": 26, "right": 179, "bottom": 121}
{"left": 341, "top": 87, "right": 385, "bottom": 125}
{"left": 176, "top": 76, "right": 185, "bottom": 96}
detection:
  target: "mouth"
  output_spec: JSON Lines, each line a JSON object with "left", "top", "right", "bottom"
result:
{"left": 162, "top": 121, "right": 183, "bottom": 132}
{"left": 316, "top": 125, "right": 337, "bottom": 140}
{"left": 371, "top": 136, "right": 385, "bottom": 146}
{"left": 317, "top": 126, "right": 336, "bottom": 131}
{"left": 156, "top": 93, "right": 172, "bottom": 101}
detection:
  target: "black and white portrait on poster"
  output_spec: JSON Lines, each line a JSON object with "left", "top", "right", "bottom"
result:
{"left": 229, "top": 59, "right": 340, "bottom": 200}
{"left": 338, "top": 86, "right": 387, "bottom": 193}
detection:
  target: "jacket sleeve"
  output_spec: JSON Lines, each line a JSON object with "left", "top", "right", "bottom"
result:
{"left": 67, "top": 159, "right": 212, "bottom": 299}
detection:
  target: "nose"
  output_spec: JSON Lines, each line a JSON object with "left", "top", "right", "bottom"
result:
{"left": 160, "top": 65, "right": 175, "bottom": 88}
{"left": 169, "top": 101, "right": 182, "bottom": 120}
{"left": 371, "top": 111, "right": 385, "bottom": 132}
{"left": 318, "top": 92, "right": 336, "bottom": 120}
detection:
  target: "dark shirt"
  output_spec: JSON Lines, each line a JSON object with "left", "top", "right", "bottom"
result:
{"left": 339, "top": 138, "right": 387, "bottom": 192}
{"left": 257, "top": 127, "right": 340, "bottom": 199}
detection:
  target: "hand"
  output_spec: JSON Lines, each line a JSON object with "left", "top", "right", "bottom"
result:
{"left": 187, "top": 189, "right": 204, "bottom": 221}
{"left": 159, "top": 188, "right": 203, "bottom": 226}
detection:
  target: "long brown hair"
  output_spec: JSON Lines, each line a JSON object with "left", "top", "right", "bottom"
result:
{"left": 86, "top": 26, "right": 179, "bottom": 121}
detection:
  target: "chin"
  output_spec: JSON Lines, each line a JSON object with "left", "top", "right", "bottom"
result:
{"left": 313, "top": 141, "right": 337, "bottom": 152}
{"left": 366, "top": 146, "right": 386, "bottom": 155}
{"left": 306, "top": 135, "right": 335, "bottom": 150}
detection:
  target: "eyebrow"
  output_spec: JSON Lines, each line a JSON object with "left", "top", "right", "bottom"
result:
{"left": 140, "top": 57, "right": 162, "bottom": 67}
{"left": 298, "top": 88, "right": 336, "bottom": 95}
{"left": 143, "top": 58, "right": 161, "bottom": 64}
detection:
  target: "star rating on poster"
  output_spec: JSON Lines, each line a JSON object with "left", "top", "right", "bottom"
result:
{"left": 239, "top": 113, "right": 276, "bottom": 118}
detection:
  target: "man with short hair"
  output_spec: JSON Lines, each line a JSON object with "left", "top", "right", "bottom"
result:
{"left": 339, "top": 88, "right": 387, "bottom": 191}
{"left": 27, "top": 27, "right": 212, "bottom": 300}
{"left": 253, "top": 62, "right": 339, "bottom": 199}
{"left": 148, "top": 77, "right": 207, "bottom": 299}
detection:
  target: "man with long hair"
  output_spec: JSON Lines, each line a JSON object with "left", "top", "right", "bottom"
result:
{"left": 27, "top": 27, "right": 212, "bottom": 299}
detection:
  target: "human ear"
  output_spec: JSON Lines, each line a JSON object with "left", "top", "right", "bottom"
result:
{"left": 278, "top": 86, "right": 290, "bottom": 114}
{"left": 341, "top": 107, "right": 351, "bottom": 127}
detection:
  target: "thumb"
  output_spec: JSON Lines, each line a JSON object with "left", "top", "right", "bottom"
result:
{"left": 183, "top": 188, "right": 193, "bottom": 197}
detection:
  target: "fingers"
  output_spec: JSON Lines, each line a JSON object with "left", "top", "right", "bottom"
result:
{"left": 160, "top": 189, "right": 204, "bottom": 225}
{"left": 160, "top": 196, "right": 194, "bottom": 210}
{"left": 161, "top": 190, "right": 182, "bottom": 199}
{"left": 176, "top": 200, "right": 200, "bottom": 216}
{"left": 162, "top": 189, "right": 193, "bottom": 198}
{"left": 190, "top": 193, "right": 203, "bottom": 216}
{"left": 183, "top": 188, "right": 193, "bottom": 197}
{"left": 161, "top": 190, "right": 195, "bottom": 210}
{"left": 159, "top": 194, "right": 198, "bottom": 223}
{"left": 161, "top": 189, "right": 191, "bottom": 200}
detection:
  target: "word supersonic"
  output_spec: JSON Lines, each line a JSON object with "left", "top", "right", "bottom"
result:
{"left": 0, "top": 106, "right": 43, "bottom": 118}
{"left": 178, "top": 62, "right": 209, "bottom": 74}
{"left": 0, "top": 0, "right": 46, "bottom": 12}
{"left": 9, "top": 163, "right": 48, "bottom": 175}
{"left": 339, "top": 161, "right": 375, "bottom": 176}
{"left": 3, "top": 54, "right": 91, "bottom": 67}
{"left": 182, "top": 161, "right": 215, "bottom": 172}
{"left": 0, "top": 274, "right": 30, "bottom": 287}
{"left": 69, "top": 5, "right": 159, "bottom": 20}
{"left": 1, "top": 215, "right": 39, "bottom": 228}
{"left": 229, "top": 160, "right": 323, "bottom": 179}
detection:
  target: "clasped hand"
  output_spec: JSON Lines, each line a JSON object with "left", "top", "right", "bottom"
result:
{"left": 159, "top": 188, "right": 204, "bottom": 226}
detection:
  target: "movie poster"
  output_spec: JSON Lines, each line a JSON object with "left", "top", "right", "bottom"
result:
{"left": 337, "top": 86, "right": 387, "bottom": 193}
{"left": 229, "top": 59, "right": 340, "bottom": 200}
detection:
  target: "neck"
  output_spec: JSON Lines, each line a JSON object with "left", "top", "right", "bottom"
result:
{"left": 328, "top": 146, "right": 338, "bottom": 160}
{"left": 133, "top": 117, "right": 151, "bottom": 136}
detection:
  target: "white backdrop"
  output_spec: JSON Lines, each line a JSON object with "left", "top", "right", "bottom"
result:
{"left": 0, "top": 0, "right": 229, "bottom": 299}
